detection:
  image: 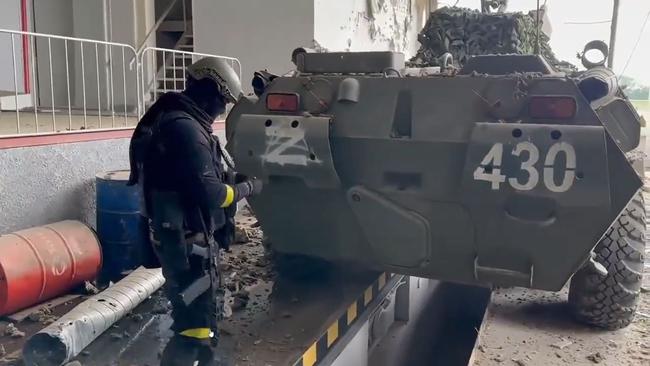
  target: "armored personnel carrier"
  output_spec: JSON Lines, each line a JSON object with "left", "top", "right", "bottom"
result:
{"left": 226, "top": 48, "right": 646, "bottom": 329}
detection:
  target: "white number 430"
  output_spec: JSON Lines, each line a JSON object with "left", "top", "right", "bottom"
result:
{"left": 473, "top": 142, "right": 577, "bottom": 193}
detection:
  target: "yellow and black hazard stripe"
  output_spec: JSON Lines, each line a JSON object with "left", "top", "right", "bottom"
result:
{"left": 293, "top": 273, "right": 394, "bottom": 366}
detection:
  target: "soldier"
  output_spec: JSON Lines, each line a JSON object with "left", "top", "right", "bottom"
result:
{"left": 128, "top": 57, "right": 262, "bottom": 365}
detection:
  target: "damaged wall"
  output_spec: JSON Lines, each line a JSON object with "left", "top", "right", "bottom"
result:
{"left": 313, "top": 0, "right": 430, "bottom": 57}
{"left": 193, "top": 0, "right": 430, "bottom": 92}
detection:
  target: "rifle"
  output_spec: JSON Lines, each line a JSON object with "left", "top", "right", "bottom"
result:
{"left": 180, "top": 137, "right": 237, "bottom": 340}
{"left": 178, "top": 209, "right": 224, "bottom": 346}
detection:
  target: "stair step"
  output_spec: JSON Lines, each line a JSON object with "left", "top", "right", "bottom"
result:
{"left": 158, "top": 79, "right": 186, "bottom": 90}
{"left": 165, "top": 66, "right": 186, "bottom": 70}
{"left": 159, "top": 20, "right": 190, "bottom": 32}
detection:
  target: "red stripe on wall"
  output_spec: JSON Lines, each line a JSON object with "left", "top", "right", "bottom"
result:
{"left": 20, "top": 0, "right": 30, "bottom": 93}
{"left": 0, "top": 121, "right": 225, "bottom": 150}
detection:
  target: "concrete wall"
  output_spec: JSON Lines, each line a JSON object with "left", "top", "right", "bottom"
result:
{"left": 193, "top": 0, "right": 315, "bottom": 93}
{"left": 70, "top": 0, "right": 110, "bottom": 110}
{"left": 313, "top": 0, "right": 430, "bottom": 58}
{"left": 0, "top": 128, "right": 227, "bottom": 233}
{"left": 136, "top": 0, "right": 157, "bottom": 108}
{"left": 104, "top": 0, "right": 140, "bottom": 112}
{"left": 31, "top": 0, "right": 145, "bottom": 112}
{"left": 0, "top": 0, "right": 26, "bottom": 94}
{"left": 0, "top": 138, "right": 130, "bottom": 232}
{"left": 32, "top": 0, "right": 74, "bottom": 107}
{"left": 193, "top": 0, "right": 428, "bottom": 93}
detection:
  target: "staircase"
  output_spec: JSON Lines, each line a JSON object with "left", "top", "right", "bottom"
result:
{"left": 154, "top": 32, "right": 194, "bottom": 98}
{"left": 141, "top": 0, "right": 195, "bottom": 107}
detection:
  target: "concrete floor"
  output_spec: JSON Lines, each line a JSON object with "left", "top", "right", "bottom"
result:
{"left": 75, "top": 271, "right": 380, "bottom": 366}
{"left": 0, "top": 111, "right": 138, "bottom": 135}
{"left": 470, "top": 192, "right": 650, "bottom": 366}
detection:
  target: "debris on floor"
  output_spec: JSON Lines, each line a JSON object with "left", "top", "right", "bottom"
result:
{"left": 513, "top": 358, "right": 527, "bottom": 366}
{"left": 151, "top": 296, "right": 171, "bottom": 315}
{"left": 550, "top": 338, "right": 573, "bottom": 350}
{"left": 84, "top": 281, "right": 100, "bottom": 295}
{"left": 6, "top": 294, "right": 81, "bottom": 323}
{"left": 471, "top": 281, "right": 650, "bottom": 366}
{"left": 27, "top": 307, "right": 57, "bottom": 325}
{"left": 586, "top": 352, "right": 604, "bottom": 364}
{"left": 222, "top": 206, "right": 272, "bottom": 297}
{"left": 4, "top": 323, "right": 25, "bottom": 338}
{"left": 636, "top": 311, "right": 650, "bottom": 319}
{"left": 129, "top": 313, "right": 144, "bottom": 322}
{"left": 229, "top": 290, "right": 250, "bottom": 312}
{"left": 234, "top": 225, "right": 250, "bottom": 244}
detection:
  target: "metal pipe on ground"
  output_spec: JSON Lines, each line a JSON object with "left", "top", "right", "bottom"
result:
{"left": 22, "top": 267, "right": 165, "bottom": 366}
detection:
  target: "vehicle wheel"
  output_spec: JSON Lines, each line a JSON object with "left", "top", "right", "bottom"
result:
{"left": 568, "top": 193, "right": 646, "bottom": 330}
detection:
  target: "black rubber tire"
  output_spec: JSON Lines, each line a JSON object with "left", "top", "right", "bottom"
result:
{"left": 568, "top": 193, "right": 646, "bottom": 330}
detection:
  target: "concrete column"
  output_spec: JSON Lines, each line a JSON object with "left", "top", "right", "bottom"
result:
{"left": 135, "top": 0, "right": 157, "bottom": 110}
{"left": 0, "top": 0, "right": 25, "bottom": 94}
{"left": 70, "top": 0, "right": 145, "bottom": 115}
{"left": 193, "top": 0, "right": 428, "bottom": 94}
{"left": 192, "top": 0, "right": 315, "bottom": 93}
{"left": 104, "top": 0, "right": 141, "bottom": 114}
{"left": 70, "top": 0, "right": 107, "bottom": 112}
{"left": 313, "top": 0, "right": 429, "bottom": 58}
{"left": 32, "top": 0, "right": 74, "bottom": 109}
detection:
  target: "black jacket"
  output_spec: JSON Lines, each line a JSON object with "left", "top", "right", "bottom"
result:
{"left": 129, "top": 92, "right": 230, "bottom": 233}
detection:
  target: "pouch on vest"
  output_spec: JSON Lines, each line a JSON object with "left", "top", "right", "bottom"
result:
{"left": 151, "top": 191, "right": 190, "bottom": 273}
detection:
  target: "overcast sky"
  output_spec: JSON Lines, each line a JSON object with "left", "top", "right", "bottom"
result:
{"left": 445, "top": 0, "right": 650, "bottom": 85}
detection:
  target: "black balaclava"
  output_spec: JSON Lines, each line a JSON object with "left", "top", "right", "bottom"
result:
{"left": 183, "top": 76, "right": 227, "bottom": 120}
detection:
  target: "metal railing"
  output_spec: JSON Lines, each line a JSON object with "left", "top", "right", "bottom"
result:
{"left": 0, "top": 29, "right": 242, "bottom": 137}
{"left": 138, "top": 47, "right": 242, "bottom": 114}
{"left": 0, "top": 28, "right": 140, "bottom": 136}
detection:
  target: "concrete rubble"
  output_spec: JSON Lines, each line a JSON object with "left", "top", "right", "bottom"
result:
{"left": 222, "top": 206, "right": 273, "bottom": 315}
{"left": 27, "top": 307, "right": 57, "bottom": 325}
{"left": 83, "top": 281, "right": 100, "bottom": 295}
{"left": 4, "top": 323, "right": 25, "bottom": 338}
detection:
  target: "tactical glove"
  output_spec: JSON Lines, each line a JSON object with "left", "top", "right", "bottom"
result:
{"left": 234, "top": 178, "right": 263, "bottom": 198}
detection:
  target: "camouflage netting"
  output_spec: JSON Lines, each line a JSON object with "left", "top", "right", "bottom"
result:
{"left": 409, "top": 7, "right": 577, "bottom": 72}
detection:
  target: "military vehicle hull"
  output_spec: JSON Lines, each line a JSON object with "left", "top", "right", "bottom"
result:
{"left": 226, "top": 54, "right": 643, "bottom": 293}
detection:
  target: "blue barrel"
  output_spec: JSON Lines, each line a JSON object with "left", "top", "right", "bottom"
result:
{"left": 96, "top": 170, "right": 149, "bottom": 281}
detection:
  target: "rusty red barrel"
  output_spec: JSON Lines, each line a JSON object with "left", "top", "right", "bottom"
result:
{"left": 0, "top": 220, "right": 102, "bottom": 316}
